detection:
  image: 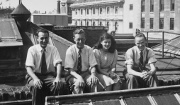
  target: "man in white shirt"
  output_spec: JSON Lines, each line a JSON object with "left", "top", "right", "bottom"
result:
{"left": 124, "top": 33, "right": 158, "bottom": 89}
{"left": 65, "top": 28, "right": 98, "bottom": 94}
{"left": 26, "top": 29, "right": 63, "bottom": 105}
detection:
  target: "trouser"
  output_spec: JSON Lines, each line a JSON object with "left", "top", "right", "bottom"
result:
{"left": 26, "top": 73, "right": 63, "bottom": 105}
{"left": 65, "top": 71, "right": 101, "bottom": 94}
{"left": 123, "top": 68, "right": 158, "bottom": 89}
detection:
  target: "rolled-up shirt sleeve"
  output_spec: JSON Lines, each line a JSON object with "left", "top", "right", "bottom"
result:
{"left": 148, "top": 49, "right": 157, "bottom": 64}
{"left": 53, "top": 47, "right": 62, "bottom": 66}
{"left": 65, "top": 48, "right": 75, "bottom": 69}
{"left": 25, "top": 47, "right": 35, "bottom": 69}
{"left": 125, "top": 49, "right": 134, "bottom": 65}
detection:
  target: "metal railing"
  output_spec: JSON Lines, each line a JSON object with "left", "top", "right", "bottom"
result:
{"left": 141, "top": 31, "right": 180, "bottom": 58}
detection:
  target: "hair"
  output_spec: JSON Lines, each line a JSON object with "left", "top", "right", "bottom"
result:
{"left": 93, "top": 32, "right": 116, "bottom": 53}
{"left": 36, "top": 28, "right": 49, "bottom": 37}
{"left": 135, "top": 32, "right": 147, "bottom": 40}
{"left": 73, "top": 28, "right": 86, "bottom": 37}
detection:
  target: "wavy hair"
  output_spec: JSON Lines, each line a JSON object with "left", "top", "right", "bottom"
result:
{"left": 93, "top": 32, "right": 116, "bottom": 53}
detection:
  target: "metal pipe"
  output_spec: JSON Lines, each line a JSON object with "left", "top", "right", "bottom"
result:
{"left": 162, "top": 31, "right": 164, "bottom": 58}
{"left": 146, "top": 31, "right": 149, "bottom": 47}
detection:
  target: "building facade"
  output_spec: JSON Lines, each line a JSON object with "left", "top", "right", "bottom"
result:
{"left": 70, "top": 0, "right": 180, "bottom": 34}
{"left": 141, "top": 0, "right": 180, "bottom": 33}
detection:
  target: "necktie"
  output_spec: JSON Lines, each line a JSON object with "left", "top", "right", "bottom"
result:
{"left": 41, "top": 49, "right": 47, "bottom": 74}
{"left": 139, "top": 51, "right": 144, "bottom": 70}
{"left": 77, "top": 49, "right": 82, "bottom": 74}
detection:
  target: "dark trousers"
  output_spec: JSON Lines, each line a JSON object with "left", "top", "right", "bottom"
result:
{"left": 26, "top": 73, "right": 63, "bottom": 105}
{"left": 123, "top": 69, "right": 159, "bottom": 89}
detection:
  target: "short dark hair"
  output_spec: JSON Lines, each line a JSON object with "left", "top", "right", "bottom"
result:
{"left": 135, "top": 32, "right": 146, "bottom": 40}
{"left": 37, "top": 28, "right": 49, "bottom": 37}
{"left": 93, "top": 32, "right": 116, "bottom": 53}
{"left": 73, "top": 28, "right": 86, "bottom": 37}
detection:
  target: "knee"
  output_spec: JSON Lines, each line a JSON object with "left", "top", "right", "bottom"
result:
{"left": 127, "top": 75, "right": 136, "bottom": 82}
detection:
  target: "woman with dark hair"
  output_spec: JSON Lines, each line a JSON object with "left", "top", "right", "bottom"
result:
{"left": 93, "top": 32, "right": 121, "bottom": 91}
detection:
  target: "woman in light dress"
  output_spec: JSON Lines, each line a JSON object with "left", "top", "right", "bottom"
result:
{"left": 93, "top": 32, "right": 121, "bottom": 91}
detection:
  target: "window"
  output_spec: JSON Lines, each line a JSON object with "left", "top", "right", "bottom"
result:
{"left": 93, "top": 22, "right": 95, "bottom": 26}
{"left": 75, "top": 21, "right": 77, "bottom": 26}
{"left": 115, "top": 22, "right": 118, "bottom": 31}
{"left": 87, "top": 9, "right": 89, "bottom": 15}
{"left": 170, "top": 18, "right": 174, "bottom": 30}
{"left": 81, "top": 9, "right": 83, "bottom": 15}
{"left": 141, "top": 0, "right": 145, "bottom": 12}
{"left": 150, "top": 0, "right": 154, "bottom": 12}
{"left": 107, "top": 22, "right": 109, "bottom": 28}
{"left": 160, "top": 0, "right": 164, "bottom": 11}
{"left": 115, "top": 7, "right": 118, "bottom": 14}
{"left": 129, "top": 22, "right": 133, "bottom": 29}
{"left": 93, "top": 8, "right": 95, "bottom": 14}
{"left": 129, "top": 4, "right": 133, "bottom": 10}
{"left": 99, "top": 22, "right": 102, "bottom": 26}
{"left": 107, "top": 7, "right": 110, "bottom": 14}
{"left": 159, "top": 18, "right": 164, "bottom": 29}
{"left": 171, "top": 0, "right": 175, "bottom": 11}
{"left": 75, "top": 9, "right": 77, "bottom": 15}
{"left": 141, "top": 18, "right": 145, "bottom": 28}
{"left": 150, "top": 18, "right": 154, "bottom": 29}
{"left": 81, "top": 21, "right": 83, "bottom": 26}
{"left": 100, "top": 8, "right": 102, "bottom": 14}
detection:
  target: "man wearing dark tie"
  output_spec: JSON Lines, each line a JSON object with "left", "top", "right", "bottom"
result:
{"left": 65, "top": 28, "right": 98, "bottom": 94}
{"left": 124, "top": 33, "right": 158, "bottom": 89}
{"left": 25, "top": 29, "right": 63, "bottom": 105}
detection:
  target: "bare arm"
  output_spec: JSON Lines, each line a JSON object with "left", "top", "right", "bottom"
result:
{"left": 55, "top": 63, "right": 62, "bottom": 79}
{"left": 127, "top": 64, "right": 142, "bottom": 77}
{"left": 26, "top": 66, "right": 39, "bottom": 80}
{"left": 148, "top": 63, "right": 156, "bottom": 75}
{"left": 26, "top": 66, "right": 43, "bottom": 89}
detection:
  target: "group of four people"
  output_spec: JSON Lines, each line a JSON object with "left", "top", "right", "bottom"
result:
{"left": 25, "top": 28, "right": 158, "bottom": 105}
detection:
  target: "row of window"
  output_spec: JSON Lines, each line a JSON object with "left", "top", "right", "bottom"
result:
{"left": 75, "top": 6, "right": 120, "bottom": 15}
{"left": 75, "top": 21, "right": 118, "bottom": 31}
{"left": 141, "top": 0, "right": 175, "bottom": 12}
{"left": 141, "top": 18, "right": 174, "bottom": 30}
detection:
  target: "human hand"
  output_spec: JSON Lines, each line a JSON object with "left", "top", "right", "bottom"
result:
{"left": 90, "top": 74, "right": 98, "bottom": 85}
{"left": 53, "top": 77, "right": 63, "bottom": 90}
{"left": 139, "top": 71, "right": 149, "bottom": 80}
{"left": 76, "top": 76, "right": 85, "bottom": 87}
{"left": 33, "top": 78, "right": 43, "bottom": 89}
{"left": 109, "top": 71, "right": 117, "bottom": 79}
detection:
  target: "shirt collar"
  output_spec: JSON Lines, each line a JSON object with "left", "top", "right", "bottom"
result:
{"left": 37, "top": 44, "right": 47, "bottom": 52}
{"left": 75, "top": 45, "right": 84, "bottom": 53}
{"left": 135, "top": 46, "right": 146, "bottom": 54}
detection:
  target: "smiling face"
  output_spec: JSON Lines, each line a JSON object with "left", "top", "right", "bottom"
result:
{"left": 101, "top": 38, "right": 111, "bottom": 51}
{"left": 37, "top": 32, "right": 49, "bottom": 49}
{"left": 135, "top": 36, "right": 146, "bottom": 51}
{"left": 74, "top": 33, "right": 86, "bottom": 49}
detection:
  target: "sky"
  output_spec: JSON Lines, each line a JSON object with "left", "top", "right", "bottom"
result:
{"left": 0, "top": 0, "right": 58, "bottom": 13}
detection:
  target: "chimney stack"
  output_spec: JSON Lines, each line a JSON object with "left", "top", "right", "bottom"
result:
{"left": 57, "top": 0, "right": 60, "bottom": 14}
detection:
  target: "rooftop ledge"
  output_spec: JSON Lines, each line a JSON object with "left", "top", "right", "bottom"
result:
{"left": 71, "top": 0, "right": 124, "bottom": 8}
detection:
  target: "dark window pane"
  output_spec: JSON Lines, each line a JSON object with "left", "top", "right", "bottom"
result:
{"left": 150, "top": 0, "right": 154, "bottom": 12}
{"left": 170, "top": 18, "right": 174, "bottom": 30}
{"left": 153, "top": 94, "right": 179, "bottom": 105}
{"left": 159, "top": 18, "right": 164, "bottom": 29}
{"left": 141, "top": 0, "right": 145, "bottom": 12}
{"left": 150, "top": 18, "right": 153, "bottom": 29}
{"left": 171, "top": 0, "right": 175, "bottom": 11}
{"left": 141, "top": 18, "right": 145, "bottom": 28}
{"left": 130, "top": 4, "right": 133, "bottom": 10}
{"left": 124, "top": 97, "right": 151, "bottom": 105}
{"left": 93, "top": 99, "right": 121, "bottom": 105}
